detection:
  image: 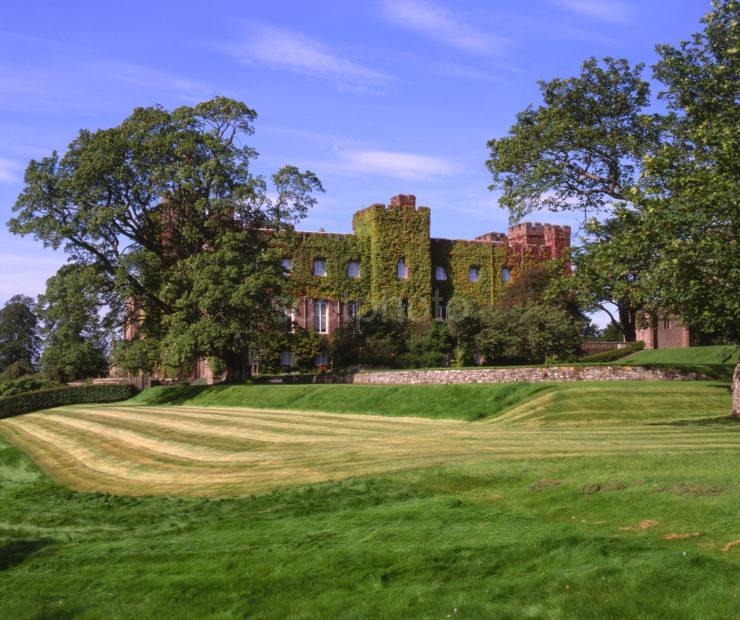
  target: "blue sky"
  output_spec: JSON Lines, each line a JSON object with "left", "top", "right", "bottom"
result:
{"left": 0, "top": 0, "right": 708, "bottom": 315}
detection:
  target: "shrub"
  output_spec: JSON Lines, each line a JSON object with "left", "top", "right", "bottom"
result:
{"left": 0, "top": 375, "right": 62, "bottom": 397}
{"left": 0, "top": 384, "right": 136, "bottom": 419}
{"left": 0, "top": 360, "right": 35, "bottom": 381}
{"left": 579, "top": 341, "right": 645, "bottom": 362}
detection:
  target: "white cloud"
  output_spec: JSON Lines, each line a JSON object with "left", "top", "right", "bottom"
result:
{"left": 549, "top": 0, "right": 631, "bottom": 22}
{"left": 323, "top": 149, "right": 458, "bottom": 180}
{"left": 0, "top": 158, "right": 23, "bottom": 183}
{"left": 219, "top": 25, "right": 393, "bottom": 94}
{"left": 380, "top": 0, "right": 506, "bottom": 54}
{"left": 87, "top": 61, "right": 212, "bottom": 100}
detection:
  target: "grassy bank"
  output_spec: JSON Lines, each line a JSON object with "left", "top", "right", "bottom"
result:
{"left": 624, "top": 345, "right": 735, "bottom": 365}
{"left": 622, "top": 345, "right": 737, "bottom": 381}
{"left": 128, "top": 381, "right": 731, "bottom": 422}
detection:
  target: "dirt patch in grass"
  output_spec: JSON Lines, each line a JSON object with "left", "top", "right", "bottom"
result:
{"left": 620, "top": 519, "right": 658, "bottom": 532}
{"left": 663, "top": 532, "right": 702, "bottom": 541}
{"left": 655, "top": 482, "right": 725, "bottom": 496}
{"left": 529, "top": 479, "right": 562, "bottom": 491}
{"left": 721, "top": 540, "right": 740, "bottom": 552}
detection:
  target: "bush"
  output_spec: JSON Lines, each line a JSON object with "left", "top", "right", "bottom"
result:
{"left": 477, "top": 305, "right": 582, "bottom": 364}
{"left": 0, "top": 384, "right": 136, "bottom": 419}
{"left": 0, "top": 360, "right": 35, "bottom": 381}
{"left": 0, "top": 375, "right": 62, "bottom": 397}
{"left": 578, "top": 341, "right": 645, "bottom": 363}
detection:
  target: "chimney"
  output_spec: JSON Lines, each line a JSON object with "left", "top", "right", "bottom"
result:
{"left": 390, "top": 194, "right": 416, "bottom": 208}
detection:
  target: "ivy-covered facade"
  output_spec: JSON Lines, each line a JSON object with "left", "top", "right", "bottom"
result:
{"left": 282, "top": 194, "right": 570, "bottom": 338}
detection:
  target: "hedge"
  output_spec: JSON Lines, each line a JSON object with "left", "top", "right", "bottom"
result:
{"left": 579, "top": 341, "right": 645, "bottom": 363}
{"left": 0, "top": 384, "right": 137, "bottom": 420}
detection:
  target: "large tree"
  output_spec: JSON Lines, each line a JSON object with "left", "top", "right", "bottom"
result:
{"left": 0, "top": 295, "right": 39, "bottom": 374}
{"left": 568, "top": 209, "right": 655, "bottom": 342}
{"left": 640, "top": 0, "right": 739, "bottom": 413}
{"left": 37, "top": 264, "right": 109, "bottom": 382}
{"left": 9, "top": 97, "right": 323, "bottom": 381}
{"left": 487, "top": 57, "right": 662, "bottom": 222}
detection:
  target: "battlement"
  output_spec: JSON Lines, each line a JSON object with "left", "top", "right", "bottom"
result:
{"left": 390, "top": 194, "right": 416, "bottom": 208}
{"left": 474, "top": 231, "right": 508, "bottom": 243}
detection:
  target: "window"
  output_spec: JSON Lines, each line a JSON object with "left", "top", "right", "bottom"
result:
{"left": 397, "top": 259, "right": 408, "bottom": 279}
{"left": 435, "top": 266, "right": 447, "bottom": 281}
{"left": 281, "top": 257, "right": 292, "bottom": 273}
{"left": 315, "top": 351, "right": 328, "bottom": 366}
{"left": 401, "top": 298, "right": 409, "bottom": 318}
{"left": 279, "top": 351, "right": 293, "bottom": 368}
{"left": 282, "top": 306, "right": 294, "bottom": 332}
{"left": 468, "top": 266, "right": 479, "bottom": 282}
{"left": 501, "top": 267, "right": 511, "bottom": 282}
{"left": 347, "top": 260, "right": 360, "bottom": 278}
{"left": 435, "top": 300, "right": 447, "bottom": 321}
{"left": 346, "top": 301, "right": 359, "bottom": 321}
{"left": 313, "top": 300, "right": 328, "bottom": 333}
{"left": 313, "top": 258, "right": 326, "bottom": 277}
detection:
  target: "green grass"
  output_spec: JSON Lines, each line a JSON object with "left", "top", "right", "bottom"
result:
{"left": 129, "top": 382, "right": 552, "bottom": 421}
{"left": 128, "top": 380, "right": 732, "bottom": 423}
{"left": 624, "top": 345, "right": 736, "bottom": 365}
{"left": 0, "top": 381, "right": 738, "bottom": 618}
{"left": 622, "top": 345, "right": 737, "bottom": 381}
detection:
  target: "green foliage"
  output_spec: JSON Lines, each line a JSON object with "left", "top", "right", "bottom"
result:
{"left": 291, "top": 329, "right": 324, "bottom": 373}
{"left": 0, "top": 360, "right": 35, "bottom": 381}
{"left": 637, "top": 0, "right": 739, "bottom": 344}
{"left": 37, "top": 264, "right": 109, "bottom": 382}
{"left": 568, "top": 210, "right": 656, "bottom": 341}
{"left": 0, "top": 295, "right": 39, "bottom": 372}
{"left": 352, "top": 203, "right": 432, "bottom": 318}
{"left": 579, "top": 341, "right": 645, "bottom": 363}
{"left": 0, "top": 384, "right": 135, "bottom": 419}
{"left": 282, "top": 231, "right": 369, "bottom": 305}
{"left": 487, "top": 57, "right": 661, "bottom": 221}
{"left": 9, "top": 97, "right": 322, "bottom": 381}
{"left": 0, "top": 376, "right": 62, "bottom": 397}
{"left": 430, "top": 239, "right": 506, "bottom": 307}
{"left": 477, "top": 304, "right": 582, "bottom": 363}
{"left": 400, "top": 321, "right": 453, "bottom": 368}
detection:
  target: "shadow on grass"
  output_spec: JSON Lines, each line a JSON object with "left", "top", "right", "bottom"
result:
{"left": 131, "top": 384, "right": 230, "bottom": 405}
{"left": 649, "top": 415, "right": 740, "bottom": 427}
{"left": 0, "top": 538, "right": 53, "bottom": 571}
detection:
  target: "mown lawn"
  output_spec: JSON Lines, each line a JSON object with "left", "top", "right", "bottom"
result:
{"left": 0, "top": 381, "right": 738, "bottom": 618}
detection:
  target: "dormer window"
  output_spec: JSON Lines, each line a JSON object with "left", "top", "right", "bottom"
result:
{"left": 313, "top": 258, "right": 326, "bottom": 277}
{"left": 501, "top": 267, "right": 511, "bottom": 282}
{"left": 468, "top": 266, "right": 479, "bottom": 282}
{"left": 434, "top": 266, "right": 447, "bottom": 281}
{"left": 281, "top": 257, "right": 292, "bottom": 273}
{"left": 347, "top": 260, "right": 360, "bottom": 278}
{"left": 397, "top": 259, "right": 408, "bottom": 279}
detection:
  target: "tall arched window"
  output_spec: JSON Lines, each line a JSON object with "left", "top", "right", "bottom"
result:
{"left": 501, "top": 267, "right": 511, "bottom": 282}
{"left": 313, "top": 258, "right": 326, "bottom": 277}
{"left": 313, "top": 300, "right": 328, "bottom": 333}
{"left": 397, "top": 259, "right": 408, "bottom": 279}
{"left": 435, "top": 266, "right": 447, "bottom": 281}
{"left": 347, "top": 260, "right": 360, "bottom": 278}
{"left": 468, "top": 266, "right": 479, "bottom": 282}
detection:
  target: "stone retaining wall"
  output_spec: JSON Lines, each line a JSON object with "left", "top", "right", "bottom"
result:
{"left": 281, "top": 366, "right": 708, "bottom": 385}
{"left": 350, "top": 366, "right": 707, "bottom": 384}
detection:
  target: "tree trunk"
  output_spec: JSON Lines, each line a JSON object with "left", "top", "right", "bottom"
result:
{"left": 617, "top": 304, "right": 637, "bottom": 342}
{"left": 732, "top": 358, "right": 740, "bottom": 418}
{"left": 224, "top": 349, "right": 250, "bottom": 383}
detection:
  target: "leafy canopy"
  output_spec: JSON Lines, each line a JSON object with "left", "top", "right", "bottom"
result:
{"left": 487, "top": 57, "right": 662, "bottom": 222}
{"left": 9, "top": 97, "right": 323, "bottom": 378}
